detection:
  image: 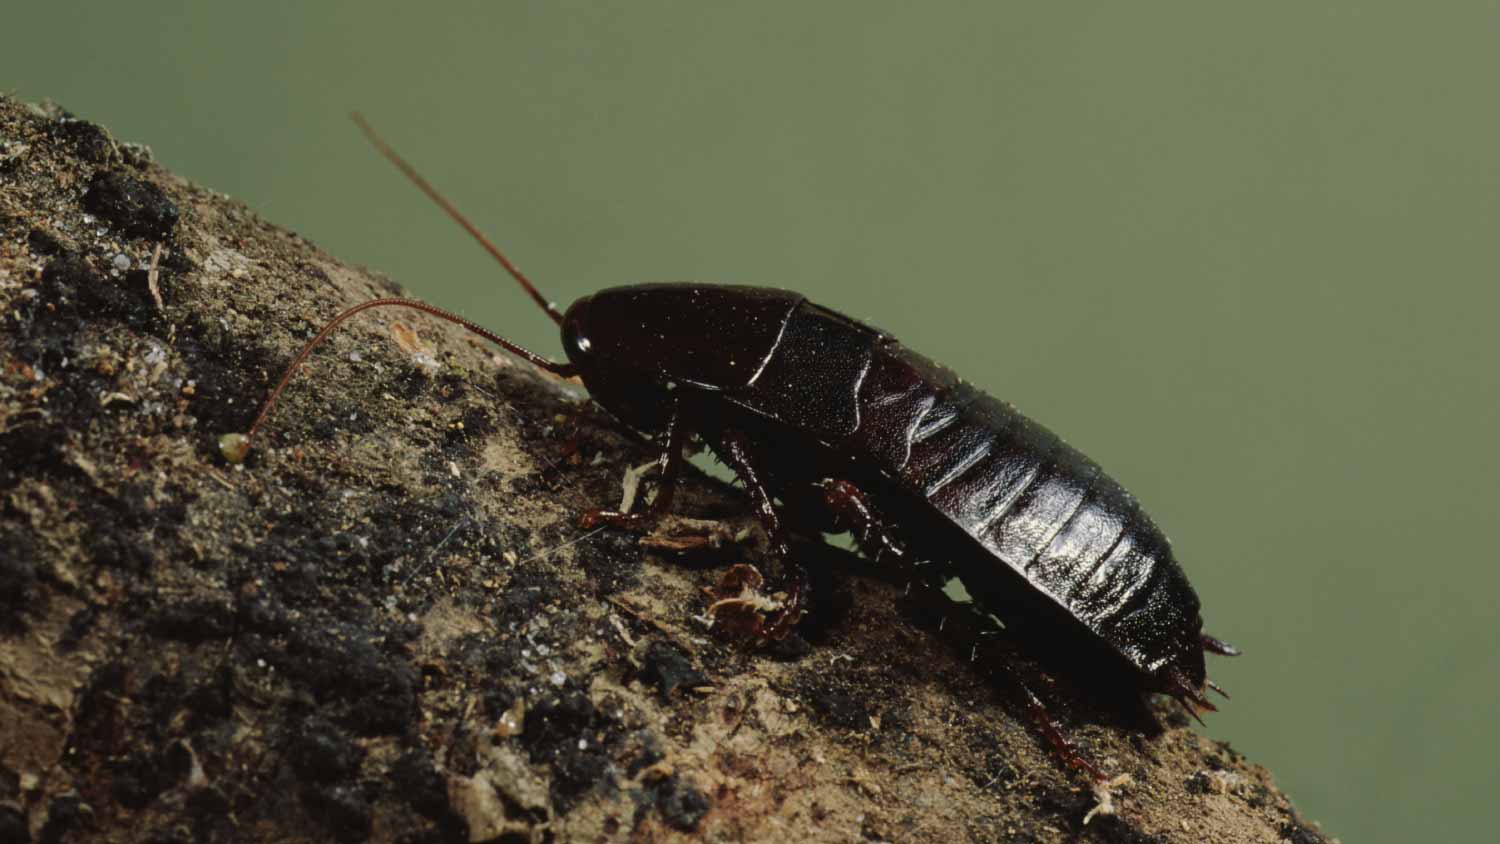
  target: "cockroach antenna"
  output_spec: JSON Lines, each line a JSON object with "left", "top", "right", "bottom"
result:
{"left": 220, "top": 115, "right": 575, "bottom": 464}
{"left": 350, "top": 112, "right": 565, "bottom": 326}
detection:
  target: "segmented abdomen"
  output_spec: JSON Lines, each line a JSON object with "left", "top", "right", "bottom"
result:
{"left": 847, "top": 342, "right": 1198, "bottom": 669}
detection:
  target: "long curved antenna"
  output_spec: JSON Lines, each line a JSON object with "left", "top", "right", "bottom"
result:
{"left": 243, "top": 298, "right": 575, "bottom": 449}
{"left": 351, "top": 112, "right": 565, "bottom": 326}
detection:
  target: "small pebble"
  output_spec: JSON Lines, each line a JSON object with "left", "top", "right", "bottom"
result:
{"left": 112, "top": 253, "right": 131, "bottom": 271}
{"left": 549, "top": 671, "right": 566, "bottom": 687}
{"left": 219, "top": 433, "right": 250, "bottom": 464}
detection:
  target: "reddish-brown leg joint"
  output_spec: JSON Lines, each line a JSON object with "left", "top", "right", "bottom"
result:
{"left": 810, "top": 478, "right": 910, "bottom": 565}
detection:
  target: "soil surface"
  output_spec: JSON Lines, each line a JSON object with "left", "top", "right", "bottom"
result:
{"left": 0, "top": 95, "right": 1335, "bottom": 843}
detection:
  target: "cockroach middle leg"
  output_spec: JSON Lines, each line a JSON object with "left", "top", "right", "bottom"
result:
{"left": 723, "top": 477, "right": 910, "bottom": 641}
{"left": 715, "top": 430, "right": 792, "bottom": 557}
{"left": 797, "top": 477, "right": 910, "bottom": 566}
{"left": 714, "top": 429, "right": 808, "bottom": 639}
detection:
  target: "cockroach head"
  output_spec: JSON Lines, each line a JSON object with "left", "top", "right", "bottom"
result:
{"left": 559, "top": 292, "right": 674, "bottom": 433}
{"left": 559, "top": 284, "right": 803, "bottom": 433}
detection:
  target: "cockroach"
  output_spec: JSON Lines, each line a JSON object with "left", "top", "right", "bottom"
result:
{"left": 230, "top": 115, "right": 1237, "bottom": 780}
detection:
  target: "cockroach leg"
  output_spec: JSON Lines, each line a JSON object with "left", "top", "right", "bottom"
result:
{"left": 1163, "top": 668, "right": 1217, "bottom": 725}
{"left": 806, "top": 478, "right": 911, "bottom": 565}
{"left": 1010, "top": 668, "right": 1106, "bottom": 782}
{"left": 639, "top": 515, "right": 754, "bottom": 553}
{"left": 578, "top": 401, "right": 686, "bottom": 530}
{"left": 1176, "top": 697, "right": 1208, "bottom": 726}
{"left": 716, "top": 430, "right": 791, "bottom": 557}
{"left": 716, "top": 429, "right": 807, "bottom": 638}
{"left": 887, "top": 566, "right": 1110, "bottom": 783}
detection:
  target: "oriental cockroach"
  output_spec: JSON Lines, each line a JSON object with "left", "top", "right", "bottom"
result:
{"left": 231, "top": 115, "right": 1238, "bottom": 781}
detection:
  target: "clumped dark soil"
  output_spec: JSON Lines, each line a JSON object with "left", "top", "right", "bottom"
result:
{"left": 0, "top": 96, "right": 1331, "bottom": 843}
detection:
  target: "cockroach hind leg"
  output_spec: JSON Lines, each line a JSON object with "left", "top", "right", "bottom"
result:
{"left": 1201, "top": 632, "right": 1241, "bottom": 656}
{"left": 1205, "top": 678, "right": 1231, "bottom": 700}
{"left": 1034, "top": 715, "right": 1105, "bottom": 783}
{"left": 1007, "top": 669, "right": 1105, "bottom": 783}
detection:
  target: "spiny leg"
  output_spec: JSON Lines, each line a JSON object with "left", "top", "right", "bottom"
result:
{"left": 797, "top": 477, "right": 911, "bottom": 566}
{"left": 1010, "top": 667, "right": 1106, "bottom": 782}
{"left": 579, "top": 400, "right": 687, "bottom": 530}
{"left": 748, "top": 527, "right": 1111, "bottom": 784}
{"left": 716, "top": 430, "right": 790, "bottom": 556}
{"left": 890, "top": 563, "right": 1107, "bottom": 783}
{"left": 715, "top": 429, "right": 806, "bottom": 639}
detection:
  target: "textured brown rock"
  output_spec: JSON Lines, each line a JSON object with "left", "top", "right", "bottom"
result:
{"left": 0, "top": 95, "right": 1333, "bottom": 843}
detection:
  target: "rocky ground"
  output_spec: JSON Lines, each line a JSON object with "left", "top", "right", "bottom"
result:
{"left": 0, "top": 94, "right": 1334, "bottom": 843}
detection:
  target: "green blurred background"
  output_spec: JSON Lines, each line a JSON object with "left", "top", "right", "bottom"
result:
{"left": 8, "top": 3, "right": 1497, "bottom": 839}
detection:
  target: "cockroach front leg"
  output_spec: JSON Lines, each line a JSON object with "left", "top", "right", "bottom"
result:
{"left": 578, "top": 402, "right": 687, "bottom": 531}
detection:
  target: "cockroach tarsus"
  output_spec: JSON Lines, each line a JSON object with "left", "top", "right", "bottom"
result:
{"left": 234, "top": 114, "right": 1238, "bottom": 784}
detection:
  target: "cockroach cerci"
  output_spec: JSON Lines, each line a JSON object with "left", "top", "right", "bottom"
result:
{"left": 229, "top": 115, "right": 1238, "bottom": 781}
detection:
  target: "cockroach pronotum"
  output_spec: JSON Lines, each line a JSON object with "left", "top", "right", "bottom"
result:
{"left": 227, "top": 115, "right": 1238, "bottom": 782}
